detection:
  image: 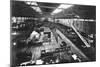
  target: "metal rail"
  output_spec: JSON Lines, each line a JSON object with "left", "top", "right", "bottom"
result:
{"left": 56, "top": 29, "right": 89, "bottom": 61}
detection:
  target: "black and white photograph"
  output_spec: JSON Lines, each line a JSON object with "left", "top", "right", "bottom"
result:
{"left": 11, "top": 0, "right": 96, "bottom": 67}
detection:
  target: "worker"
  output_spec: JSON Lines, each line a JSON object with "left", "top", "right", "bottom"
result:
{"left": 26, "top": 27, "right": 40, "bottom": 44}
{"left": 22, "top": 27, "right": 44, "bottom": 65}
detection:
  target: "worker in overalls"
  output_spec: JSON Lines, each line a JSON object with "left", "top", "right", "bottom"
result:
{"left": 22, "top": 27, "right": 44, "bottom": 65}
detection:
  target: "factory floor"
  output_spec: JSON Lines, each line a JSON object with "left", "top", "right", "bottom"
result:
{"left": 11, "top": 21, "right": 96, "bottom": 66}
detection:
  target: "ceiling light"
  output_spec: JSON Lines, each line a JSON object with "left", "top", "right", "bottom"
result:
{"left": 31, "top": 6, "right": 42, "bottom": 13}
{"left": 12, "top": 32, "right": 19, "bottom": 35}
{"left": 36, "top": 7, "right": 42, "bottom": 13}
{"left": 25, "top": 1, "right": 31, "bottom": 5}
{"left": 51, "top": 4, "right": 73, "bottom": 15}
{"left": 52, "top": 9, "right": 62, "bottom": 14}
{"left": 31, "top": 2, "right": 38, "bottom": 6}
{"left": 31, "top": 6, "right": 37, "bottom": 10}
{"left": 26, "top": 1, "right": 38, "bottom": 6}
{"left": 13, "top": 42, "right": 16, "bottom": 46}
{"left": 58, "top": 4, "right": 73, "bottom": 9}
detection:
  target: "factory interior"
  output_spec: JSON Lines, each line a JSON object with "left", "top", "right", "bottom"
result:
{"left": 11, "top": 0, "right": 96, "bottom": 66}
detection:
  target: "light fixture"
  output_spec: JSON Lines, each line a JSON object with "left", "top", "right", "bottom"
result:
{"left": 12, "top": 17, "right": 16, "bottom": 23}
{"left": 36, "top": 7, "right": 42, "bottom": 13}
{"left": 25, "top": 1, "right": 38, "bottom": 6}
{"left": 25, "top": 1, "right": 42, "bottom": 13}
{"left": 31, "top": 6, "right": 42, "bottom": 13}
{"left": 58, "top": 4, "right": 73, "bottom": 9}
{"left": 31, "top": 2, "right": 38, "bottom": 6}
{"left": 25, "top": 1, "right": 31, "bottom": 5}
{"left": 12, "top": 32, "right": 17, "bottom": 35}
{"left": 12, "top": 32, "right": 19, "bottom": 35}
{"left": 51, "top": 4, "right": 73, "bottom": 15}
{"left": 13, "top": 42, "right": 16, "bottom": 46}
{"left": 52, "top": 9, "right": 62, "bottom": 14}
